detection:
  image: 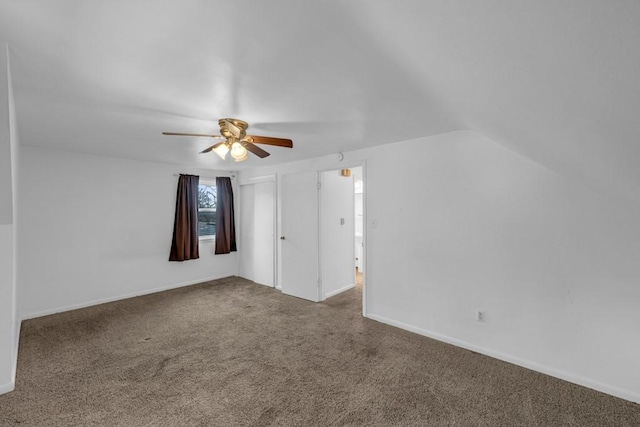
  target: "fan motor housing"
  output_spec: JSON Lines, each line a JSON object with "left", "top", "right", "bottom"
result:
{"left": 219, "top": 118, "right": 248, "bottom": 139}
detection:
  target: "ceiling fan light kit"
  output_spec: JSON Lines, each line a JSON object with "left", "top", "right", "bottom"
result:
{"left": 230, "top": 141, "right": 248, "bottom": 162}
{"left": 212, "top": 143, "right": 229, "bottom": 160}
{"left": 163, "top": 118, "right": 293, "bottom": 162}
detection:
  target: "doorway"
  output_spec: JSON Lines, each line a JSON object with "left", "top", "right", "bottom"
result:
{"left": 278, "top": 164, "right": 366, "bottom": 313}
{"left": 352, "top": 167, "right": 364, "bottom": 292}
{"left": 319, "top": 168, "right": 356, "bottom": 300}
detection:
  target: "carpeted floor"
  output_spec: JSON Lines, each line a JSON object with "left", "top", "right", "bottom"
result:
{"left": 1, "top": 277, "right": 639, "bottom": 426}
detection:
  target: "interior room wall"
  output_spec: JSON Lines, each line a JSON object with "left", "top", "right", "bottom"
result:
{"left": 8, "top": 45, "right": 19, "bottom": 391}
{"left": 0, "top": 46, "right": 11, "bottom": 221}
{"left": 366, "top": 131, "right": 640, "bottom": 403}
{"left": 320, "top": 169, "right": 355, "bottom": 299}
{"left": 0, "top": 222, "right": 13, "bottom": 394}
{"left": 0, "top": 43, "right": 18, "bottom": 395}
{"left": 18, "top": 146, "right": 239, "bottom": 319}
{"left": 240, "top": 130, "right": 640, "bottom": 403}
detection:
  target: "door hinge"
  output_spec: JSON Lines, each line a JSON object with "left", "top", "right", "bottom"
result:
{"left": 317, "top": 181, "right": 321, "bottom": 190}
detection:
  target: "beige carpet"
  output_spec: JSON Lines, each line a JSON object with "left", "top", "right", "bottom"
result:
{"left": 1, "top": 276, "right": 638, "bottom": 426}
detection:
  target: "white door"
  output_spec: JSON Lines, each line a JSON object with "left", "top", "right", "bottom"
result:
{"left": 239, "top": 185, "right": 256, "bottom": 281}
{"left": 252, "top": 181, "right": 275, "bottom": 286}
{"left": 239, "top": 181, "right": 275, "bottom": 287}
{"left": 281, "top": 171, "right": 320, "bottom": 302}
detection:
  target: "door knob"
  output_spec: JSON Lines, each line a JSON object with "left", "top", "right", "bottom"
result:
{"left": 280, "top": 236, "right": 286, "bottom": 240}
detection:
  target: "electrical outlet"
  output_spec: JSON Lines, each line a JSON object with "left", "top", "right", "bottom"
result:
{"left": 476, "top": 310, "right": 485, "bottom": 322}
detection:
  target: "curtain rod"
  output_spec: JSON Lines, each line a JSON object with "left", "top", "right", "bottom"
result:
{"left": 173, "top": 173, "right": 235, "bottom": 178}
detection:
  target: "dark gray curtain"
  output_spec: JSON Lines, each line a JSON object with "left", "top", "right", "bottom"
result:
{"left": 169, "top": 174, "right": 200, "bottom": 261}
{"left": 215, "top": 176, "right": 237, "bottom": 255}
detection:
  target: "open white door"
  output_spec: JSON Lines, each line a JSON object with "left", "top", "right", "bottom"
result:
{"left": 280, "top": 171, "right": 320, "bottom": 302}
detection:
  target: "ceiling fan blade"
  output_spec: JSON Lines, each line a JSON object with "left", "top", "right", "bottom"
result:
{"left": 246, "top": 135, "right": 293, "bottom": 148}
{"left": 163, "top": 132, "right": 223, "bottom": 138}
{"left": 200, "top": 141, "right": 226, "bottom": 154}
{"left": 242, "top": 142, "right": 270, "bottom": 158}
{"left": 252, "top": 120, "right": 350, "bottom": 134}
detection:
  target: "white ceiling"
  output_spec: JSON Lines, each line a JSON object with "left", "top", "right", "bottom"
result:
{"left": 1, "top": 1, "right": 640, "bottom": 202}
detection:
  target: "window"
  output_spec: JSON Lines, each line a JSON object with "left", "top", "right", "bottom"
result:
{"left": 198, "top": 181, "right": 217, "bottom": 239}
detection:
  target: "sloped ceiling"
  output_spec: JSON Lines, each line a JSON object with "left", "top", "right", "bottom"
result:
{"left": 1, "top": 1, "right": 639, "bottom": 203}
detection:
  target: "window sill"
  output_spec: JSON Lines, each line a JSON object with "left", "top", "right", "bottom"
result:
{"left": 199, "top": 236, "right": 215, "bottom": 242}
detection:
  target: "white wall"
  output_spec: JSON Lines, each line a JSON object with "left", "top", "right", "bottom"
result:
{"left": 0, "top": 43, "right": 18, "bottom": 395}
{"left": 0, "top": 224, "right": 14, "bottom": 394}
{"left": 364, "top": 131, "right": 640, "bottom": 403}
{"left": 18, "top": 146, "right": 239, "bottom": 319}
{"left": 8, "top": 44, "right": 19, "bottom": 392}
{"left": 320, "top": 169, "right": 355, "bottom": 299}
{"left": 240, "top": 130, "right": 640, "bottom": 403}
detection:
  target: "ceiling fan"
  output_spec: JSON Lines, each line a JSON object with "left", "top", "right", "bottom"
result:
{"left": 163, "top": 118, "right": 293, "bottom": 162}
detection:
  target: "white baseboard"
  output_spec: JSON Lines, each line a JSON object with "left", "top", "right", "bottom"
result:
{"left": 22, "top": 273, "right": 237, "bottom": 320}
{"left": 366, "top": 313, "right": 640, "bottom": 405}
{"left": 0, "top": 381, "right": 15, "bottom": 395}
{"left": 324, "top": 283, "right": 356, "bottom": 299}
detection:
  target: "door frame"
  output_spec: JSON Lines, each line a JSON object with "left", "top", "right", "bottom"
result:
{"left": 238, "top": 174, "right": 277, "bottom": 289}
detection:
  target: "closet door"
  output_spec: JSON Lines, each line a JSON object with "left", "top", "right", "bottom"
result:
{"left": 239, "top": 180, "right": 275, "bottom": 287}
{"left": 280, "top": 171, "right": 320, "bottom": 302}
